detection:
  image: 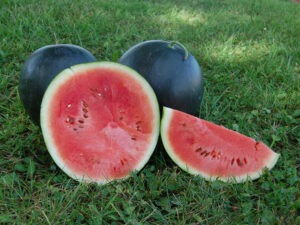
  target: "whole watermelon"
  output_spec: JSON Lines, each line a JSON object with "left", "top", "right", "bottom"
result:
{"left": 119, "top": 40, "right": 204, "bottom": 116}
{"left": 19, "top": 44, "right": 97, "bottom": 125}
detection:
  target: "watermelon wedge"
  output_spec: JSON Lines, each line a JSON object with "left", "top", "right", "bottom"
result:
{"left": 160, "top": 107, "right": 279, "bottom": 183}
{"left": 40, "top": 62, "right": 160, "bottom": 185}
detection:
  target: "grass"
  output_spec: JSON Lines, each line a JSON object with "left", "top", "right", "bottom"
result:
{"left": 0, "top": 0, "right": 299, "bottom": 224}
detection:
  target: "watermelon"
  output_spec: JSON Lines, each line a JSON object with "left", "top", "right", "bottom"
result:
{"left": 19, "top": 44, "right": 97, "bottom": 125}
{"left": 119, "top": 40, "right": 204, "bottom": 116}
{"left": 160, "top": 107, "right": 280, "bottom": 183}
{"left": 40, "top": 62, "right": 160, "bottom": 184}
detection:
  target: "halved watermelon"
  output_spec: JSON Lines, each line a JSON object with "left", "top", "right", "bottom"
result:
{"left": 161, "top": 107, "right": 279, "bottom": 183}
{"left": 40, "top": 62, "right": 160, "bottom": 185}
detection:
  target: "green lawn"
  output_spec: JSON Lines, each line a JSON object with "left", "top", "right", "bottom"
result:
{"left": 1, "top": 0, "right": 300, "bottom": 224}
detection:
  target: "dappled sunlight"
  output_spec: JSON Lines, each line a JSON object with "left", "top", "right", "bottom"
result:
{"left": 206, "top": 37, "right": 274, "bottom": 65}
{"left": 157, "top": 8, "right": 206, "bottom": 26}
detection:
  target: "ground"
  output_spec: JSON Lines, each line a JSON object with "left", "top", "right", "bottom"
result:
{"left": 0, "top": 0, "right": 299, "bottom": 224}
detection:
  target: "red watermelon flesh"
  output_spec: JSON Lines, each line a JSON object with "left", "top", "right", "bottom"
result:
{"left": 161, "top": 107, "right": 279, "bottom": 182}
{"left": 41, "top": 62, "right": 160, "bottom": 184}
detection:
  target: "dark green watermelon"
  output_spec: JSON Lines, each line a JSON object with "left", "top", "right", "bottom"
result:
{"left": 119, "top": 40, "right": 204, "bottom": 116}
{"left": 19, "top": 44, "right": 97, "bottom": 125}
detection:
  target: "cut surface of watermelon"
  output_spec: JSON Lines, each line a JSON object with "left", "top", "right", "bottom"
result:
{"left": 41, "top": 62, "right": 160, "bottom": 184}
{"left": 160, "top": 107, "right": 279, "bottom": 183}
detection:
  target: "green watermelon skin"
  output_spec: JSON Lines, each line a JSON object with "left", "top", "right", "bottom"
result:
{"left": 19, "top": 44, "right": 97, "bottom": 125}
{"left": 40, "top": 62, "right": 160, "bottom": 185}
{"left": 161, "top": 107, "right": 279, "bottom": 183}
{"left": 119, "top": 40, "right": 204, "bottom": 116}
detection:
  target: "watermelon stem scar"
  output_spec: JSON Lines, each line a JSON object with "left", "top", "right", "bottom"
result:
{"left": 168, "top": 41, "right": 189, "bottom": 61}
{"left": 160, "top": 107, "right": 280, "bottom": 183}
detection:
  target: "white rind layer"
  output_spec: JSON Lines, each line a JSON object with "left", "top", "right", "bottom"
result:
{"left": 160, "top": 107, "right": 280, "bottom": 183}
{"left": 40, "top": 62, "right": 160, "bottom": 185}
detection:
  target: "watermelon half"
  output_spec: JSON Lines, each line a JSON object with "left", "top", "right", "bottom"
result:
{"left": 161, "top": 107, "right": 279, "bottom": 183}
{"left": 40, "top": 62, "right": 160, "bottom": 185}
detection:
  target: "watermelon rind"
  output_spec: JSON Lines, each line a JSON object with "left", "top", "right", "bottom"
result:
{"left": 160, "top": 107, "right": 280, "bottom": 183}
{"left": 40, "top": 62, "right": 160, "bottom": 185}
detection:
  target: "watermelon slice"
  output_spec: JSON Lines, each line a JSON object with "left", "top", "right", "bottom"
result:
{"left": 40, "top": 62, "right": 160, "bottom": 185}
{"left": 160, "top": 107, "right": 279, "bottom": 183}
